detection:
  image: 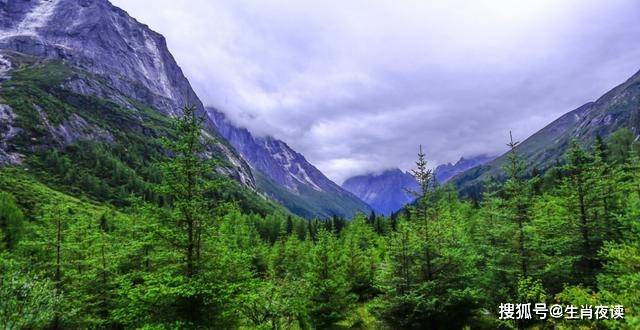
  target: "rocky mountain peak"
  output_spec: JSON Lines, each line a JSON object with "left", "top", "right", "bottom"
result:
{"left": 0, "top": 0, "right": 255, "bottom": 187}
{"left": 0, "top": 0, "right": 200, "bottom": 116}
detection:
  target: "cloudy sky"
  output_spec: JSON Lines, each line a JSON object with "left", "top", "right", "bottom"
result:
{"left": 112, "top": 0, "right": 640, "bottom": 183}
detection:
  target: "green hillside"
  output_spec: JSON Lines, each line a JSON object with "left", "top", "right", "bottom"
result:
{"left": 0, "top": 44, "right": 639, "bottom": 330}
{"left": 452, "top": 69, "right": 640, "bottom": 197}
{"left": 255, "top": 169, "right": 372, "bottom": 219}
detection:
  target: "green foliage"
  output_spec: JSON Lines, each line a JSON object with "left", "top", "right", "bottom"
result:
{"left": 2, "top": 68, "right": 639, "bottom": 330}
{"left": 0, "top": 192, "right": 24, "bottom": 250}
{"left": 607, "top": 128, "right": 636, "bottom": 165}
{"left": 0, "top": 255, "right": 60, "bottom": 329}
{"left": 307, "top": 229, "right": 356, "bottom": 327}
{"left": 341, "top": 214, "right": 381, "bottom": 301}
{"left": 379, "top": 204, "right": 483, "bottom": 327}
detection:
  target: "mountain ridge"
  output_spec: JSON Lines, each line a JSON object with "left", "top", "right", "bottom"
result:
{"left": 0, "top": 0, "right": 255, "bottom": 187}
{"left": 208, "top": 108, "right": 372, "bottom": 219}
{"left": 434, "top": 154, "right": 496, "bottom": 183}
{"left": 451, "top": 68, "right": 640, "bottom": 196}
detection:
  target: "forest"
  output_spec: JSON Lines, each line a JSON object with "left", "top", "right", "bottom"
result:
{"left": 1, "top": 107, "right": 639, "bottom": 329}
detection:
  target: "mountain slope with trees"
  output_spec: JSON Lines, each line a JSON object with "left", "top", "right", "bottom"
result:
{"left": 434, "top": 154, "right": 495, "bottom": 183}
{"left": 452, "top": 69, "right": 640, "bottom": 197}
{"left": 209, "top": 108, "right": 372, "bottom": 219}
{"left": 0, "top": 0, "right": 254, "bottom": 185}
{"left": 0, "top": 1, "right": 638, "bottom": 329}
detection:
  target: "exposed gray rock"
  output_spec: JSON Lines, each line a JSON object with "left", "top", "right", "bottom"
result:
{"left": 209, "top": 107, "right": 371, "bottom": 218}
{"left": 0, "top": 53, "right": 10, "bottom": 80}
{"left": 61, "top": 76, "right": 134, "bottom": 109}
{"left": 34, "top": 104, "right": 114, "bottom": 146}
{"left": 0, "top": 0, "right": 255, "bottom": 187}
{"left": 452, "top": 68, "right": 640, "bottom": 195}
{"left": 0, "top": 0, "right": 197, "bottom": 116}
{"left": 0, "top": 104, "right": 23, "bottom": 164}
{"left": 342, "top": 154, "right": 496, "bottom": 215}
{"left": 434, "top": 154, "right": 495, "bottom": 183}
{"left": 209, "top": 108, "right": 324, "bottom": 192}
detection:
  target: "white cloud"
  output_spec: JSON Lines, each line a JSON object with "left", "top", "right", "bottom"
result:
{"left": 112, "top": 0, "right": 640, "bottom": 183}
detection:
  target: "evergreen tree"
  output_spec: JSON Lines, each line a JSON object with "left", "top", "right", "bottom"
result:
{"left": 0, "top": 255, "right": 60, "bottom": 329}
{"left": 307, "top": 229, "right": 355, "bottom": 327}
{"left": 562, "top": 140, "right": 600, "bottom": 286}
{"left": 0, "top": 192, "right": 24, "bottom": 250}
{"left": 341, "top": 214, "right": 380, "bottom": 300}
{"left": 502, "top": 131, "right": 532, "bottom": 278}
{"left": 607, "top": 128, "right": 635, "bottom": 165}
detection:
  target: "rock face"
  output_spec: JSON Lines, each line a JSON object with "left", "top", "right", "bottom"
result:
{"left": 0, "top": 104, "right": 21, "bottom": 164}
{"left": 0, "top": 0, "right": 196, "bottom": 115}
{"left": 0, "top": 0, "right": 255, "bottom": 187}
{"left": 452, "top": 68, "right": 640, "bottom": 196}
{"left": 342, "top": 169, "right": 419, "bottom": 216}
{"left": 434, "top": 155, "right": 495, "bottom": 183}
{"left": 209, "top": 108, "right": 372, "bottom": 219}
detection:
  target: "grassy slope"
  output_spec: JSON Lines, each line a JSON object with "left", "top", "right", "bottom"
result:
{"left": 0, "top": 167, "right": 113, "bottom": 219}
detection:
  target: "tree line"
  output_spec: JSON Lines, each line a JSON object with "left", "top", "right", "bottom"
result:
{"left": 1, "top": 107, "right": 639, "bottom": 329}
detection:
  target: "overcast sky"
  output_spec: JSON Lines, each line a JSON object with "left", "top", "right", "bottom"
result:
{"left": 112, "top": 0, "right": 640, "bottom": 184}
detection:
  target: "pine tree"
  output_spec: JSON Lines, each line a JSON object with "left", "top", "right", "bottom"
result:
{"left": 607, "top": 128, "right": 635, "bottom": 165}
{"left": 0, "top": 255, "right": 60, "bottom": 329}
{"left": 502, "top": 131, "right": 531, "bottom": 278}
{"left": 408, "top": 145, "right": 435, "bottom": 282}
{"left": 307, "top": 229, "right": 355, "bottom": 327}
{"left": 410, "top": 144, "right": 433, "bottom": 198}
{"left": 562, "top": 140, "right": 599, "bottom": 286}
{"left": 341, "top": 214, "right": 380, "bottom": 300}
{"left": 373, "top": 218, "right": 419, "bottom": 326}
{"left": 157, "top": 106, "right": 217, "bottom": 323}
{"left": 0, "top": 192, "right": 24, "bottom": 250}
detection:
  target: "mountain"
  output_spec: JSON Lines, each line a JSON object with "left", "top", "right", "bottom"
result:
{"left": 452, "top": 69, "right": 640, "bottom": 196}
{"left": 0, "top": 0, "right": 254, "bottom": 186}
{"left": 208, "top": 108, "right": 372, "bottom": 219}
{"left": 434, "top": 155, "right": 495, "bottom": 183}
{"left": 342, "top": 168, "right": 418, "bottom": 216}
{"left": 340, "top": 154, "right": 494, "bottom": 216}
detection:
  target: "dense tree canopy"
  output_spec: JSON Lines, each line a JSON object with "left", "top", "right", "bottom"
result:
{"left": 0, "top": 114, "right": 638, "bottom": 328}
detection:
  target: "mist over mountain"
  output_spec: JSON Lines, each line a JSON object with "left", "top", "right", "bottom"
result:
{"left": 341, "top": 154, "right": 494, "bottom": 215}
{"left": 452, "top": 68, "right": 640, "bottom": 196}
{"left": 1, "top": 2, "right": 640, "bottom": 329}
{"left": 342, "top": 169, "right": 418, "bottom": 216}
{"left": 209, "top": 108, "right": 371, "bottom": 219}
{"left": 0, "top": 0, "right": 373, "bottom": 220}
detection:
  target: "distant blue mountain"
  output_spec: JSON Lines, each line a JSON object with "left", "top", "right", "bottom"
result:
{"left": 434, "top": 155, "right": 496, "bottom": 183}
{"left": 342, "top": 169, "right": 419, "bottom": 216}
{"left": 342, "top": 155, "right": 495, "bottom": 215}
